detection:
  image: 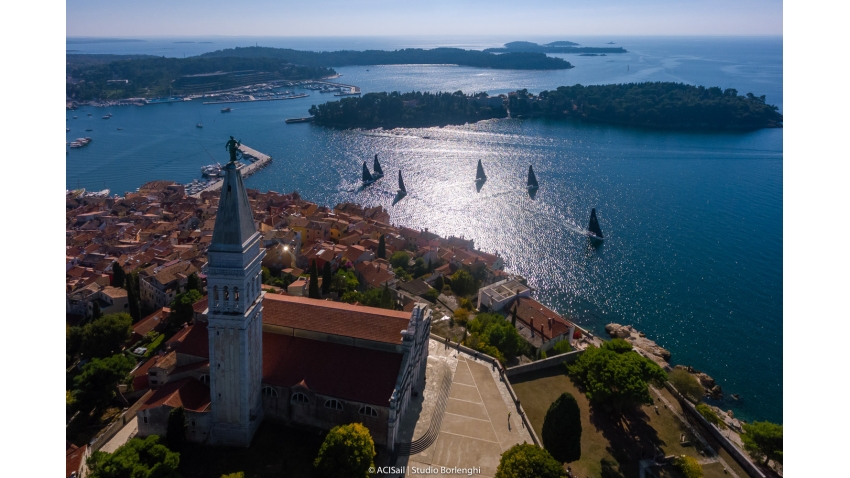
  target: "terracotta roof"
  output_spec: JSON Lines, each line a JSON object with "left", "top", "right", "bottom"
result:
{"left": 192, "top": 296, "right": 209, "bottom": 313}
{"left": 174, "top": 323, "right": 209, "bottom": 358}
{"left": 263, "top": 334, "right": 402, "bottom": 406}
{"left": 139, "top": 377, "right": 211, "bottom": 412}
{"left": 263, "top": 294, "right": 410, "bottom": 344}
{"left": 66, "top": 443, "right": 86, "bottom": 478}
{"left": 132, "top": 355, "right": 159, "bottom": 391}
{"left": 133, "top": 308, "right": 170, "bottom": 337}
{"left": 514, "top": 297, "right": 574, "bottom": 341}
{"left": 171, "top": 359, "right": 209, "bottom": 375}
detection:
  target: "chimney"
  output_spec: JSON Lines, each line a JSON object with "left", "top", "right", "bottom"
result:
{"left": 549, "top": 317, "right": 553, "bottom": 330}
{"left": 530, "top": 318, "right": 534, "bottom": 337}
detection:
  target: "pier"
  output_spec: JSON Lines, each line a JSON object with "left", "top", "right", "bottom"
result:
{"left": 190, "top": 144, "right": 272, "bottom": 198}
{"left": 202, "top": 93, "right": 309, "bottom": 105}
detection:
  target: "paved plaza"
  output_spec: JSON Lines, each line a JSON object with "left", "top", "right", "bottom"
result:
{"left": 395, "top": 339, "right": 532, "bottom": 477}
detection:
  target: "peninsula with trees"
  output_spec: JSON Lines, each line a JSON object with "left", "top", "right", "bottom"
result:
{"left": 307, "top": 82, "right": 783, "bottom": 131}
{"left": 200, "top": 45, "right": 572, "bottom": 70}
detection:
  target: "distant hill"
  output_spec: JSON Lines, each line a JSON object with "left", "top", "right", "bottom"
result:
{"left": 200, "top": 46, "right": 572, "bottom": 70}
{"left": 484, "top": 41, "right": 626, "bottom": 54}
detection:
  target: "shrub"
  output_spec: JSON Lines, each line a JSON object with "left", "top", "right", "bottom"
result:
{"left": 672, "top": 455, "right": 703, "bottom": 478}
{"left": 450, "top": 269, "right": 476, "bottom": 296}
{"left": 542, "top": 392, "right": 582, "bottom": 463}
{"left": 389, "top": 251, "right": 411, "bottom": 269}
{"left": 741, "top": 421, "right": 783, "bottom": 465}
{"left": 695, "top": 403, "right": 725, "bottom": 429}
{"left": 87, "top": 436, "right": 179, "bottom": 478}
{"left": 670, "top": 369, "right": 704, "bottom": 402}
{"left": 549, "top": 340, "right": 573, "bottom": 356}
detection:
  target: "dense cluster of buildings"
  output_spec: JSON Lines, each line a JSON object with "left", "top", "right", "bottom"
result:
{"left": 66, "top": 162, "right": 582, "bottom": 454}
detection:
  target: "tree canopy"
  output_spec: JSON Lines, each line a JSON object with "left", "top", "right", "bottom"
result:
{"left": 695, "top": 403, "right": 726, "bottom": 430}
{"left": 510, "top": 82, "right": 782, "bottom": 130}
{"left": 170, "top": 289, "right": 202, "bottom": 326}
{"left": 73, "top": 353, "right": 136, "bottom": 412}
{"left": 464, "top": 312, "right": 524, "bottom": 363}
{"left": 321, "top": 262, "right": 333, "bottom": 295}
{"left": 377, "top": 234, "right": 386, "bottom": 259}
{"left": 567, "top": 339, "right": 667, "bottom": 412}
{"left": 495, "top": 443, "right": 566, "bottom": 478}
{"left": 542, "top": 392, "right": 582, "bottom": 463}
{"left": 69, "top": 313, "right": 133, "bottom": 360}
{"left": 741, "top": 421, "right": 783, "bottom": 465}
{"left": 310, "top": 90, "right": 507, "bottom": 129}
{"left": 87, "top": 435, "right": 180, "bottom": 478}
{"left": 389, "top": 251, "right": 411, "bottom": 269}
{"left": 313, "top": 423, "right": 376, "bottom": 478}
{"left": 309, "top": 260, "right": 320, "bottom": 299}
{"left": 450, "top": 269, "right": 477, "bottom": 297}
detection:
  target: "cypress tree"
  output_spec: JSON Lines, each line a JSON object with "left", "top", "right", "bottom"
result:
{"left": 111, "top": 262, "right": 125, "bottom": 288}
{"left": 380, "top": 282, "right": 393, "bottom": 309}
{"left": 125, "top": 274, "right": 141, "bottom": 322}
{"left": 166, "top": 406, "right": 188, "bottom": 451}
{"left": 542, "top": 392, "right": 582, "bottom": 463}
{"left": 322, "top": 262, "right": 332, "bottom": 295}
{"left": 91, "top": 302, "right": 102, "bottom": 321}
{"left": 186, "top": 273, "right": 202, "bottom": 293}
{"left": 435, "top": 275, "right": 444, "bottom": 291}
{"left": 309, "top": 260, "right": 320, "bottom": 299}
{"left": 377, "top": 234, "right": 386, "bottom": 259}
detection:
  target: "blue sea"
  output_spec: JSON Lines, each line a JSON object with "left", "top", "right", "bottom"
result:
{"left": 65, "top": 36, "right": 783, "bottom": 423}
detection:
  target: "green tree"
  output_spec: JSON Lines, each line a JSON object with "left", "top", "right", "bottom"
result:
{"left": 74, "top": 353, "right": 136, "bottom": 412}
{"left": 76, "top": 313, "right": 133, "bottom": 359}
{"left": 186, "top": 272, "right": 202, "bottom": 293}
{"left": 549, "top": 340, "right": 573, "bottom": 356}
{"left": 389, "top": 251, "right": 410, "bottom": 269}
{"left": 672, "top": 455, "right": 703, "bottom": 478}
{"left": 261, "top": 266, "right": 272, "bottom": 284}
{"left": 377, "top": 234, "right": 386, "bottom": 259}
{"left": 331, "top": 269, "right": 360, "bottom": 293}
{"left": 166, "top": 406, "right": 188, "bottom": 451}
{"left": 341, "top": 290, "right": 364, "bottom": 304}
{"left": 450, "top": 269, "right": 476, "bottom": 296}
{"left": 125, "top": 273, "right": 141, "bottom": 322}
{"left": 542, "top": 392, "right": 582, "bottom": 463}
{"left": 111, "top": 262, "right": 126, "bottom": 288}
{"left": 467, "top": 313, "right": 523, "bottom": 361}
{"left": 695, "top": 404, "right": 726, "bottom": 429}
{"left": 670, "top": 369, "right": 705, "bottom": 402}
{"left": 495, "top": 443, "right": 566, "bottom": 478}
{"left": 741, "top": 421, "right": 783, "bottom": 465}
{"left": 567, "top": 340, "right": 667, "bottom": 413}
{"left": 309, "top": 260, "right": 320, "bottom": 299}
{"left": 87, "top": 435, "right": 180, "bottom": 478}
{"left": 434, "top": 275, "right": 444, "bottom": 291}
{"left": 321, "top": 262, "right": 333, "bottom": 295}
{"left": 220, "top": 473, "right": 245, "bottom": 478}
{"left": 423, "top": 288, "right": 440, "bottom": 302}
{"left": 313, "top": 423, "right": 376, "bottom": 478}
{"left": 170, "top": 289, "right": 202, "bottom": 325}
{"left": 91, "top": 301, "right": 102, "bottom": 321}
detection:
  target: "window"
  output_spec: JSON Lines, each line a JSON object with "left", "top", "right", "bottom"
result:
{"left": 143, "top": 416, "right": 148, "bottom": 424}
{"left": 223, "top": 286, "right": 229, "bottom": 301}
{"left": 325, "top": 399, "right": 343, "bottom": 411}
{"left": 213, "top": 286, "right": 219, "bottom": 306}
{"left": 234, "top": 287, "right": 239, "bottom": 301}
{"left": 359, "top": 406, "right": 378, "bottom": 418}
{"left": 149, "top": 371, "right": 157, "bottom": 376}
{"left": 291, "top": 392, "right": 309, "bottom": 404}
{"left": 200, "top": 374, "right": 210, "bottom": 385}
{"left": 262, "top": 386, "right": 278, "bottom": 397}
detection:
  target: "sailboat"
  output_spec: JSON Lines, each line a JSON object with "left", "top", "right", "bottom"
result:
{"left": 527, "top": 165, "right": 539, "bottom": 190}
{"left": 586, "top": 208, "right": 604, "bottom": 242}
{"left": 397, "top": 169, "right": 407, "bottom": 195}
{"left": 362, "top": 162, "right": 375, "bottom": 184}
{"left": 373, "top": 154, "right": 384, "bottom": 179}
{"left": 475, "top": 159, "right": 487, "bottom": 184}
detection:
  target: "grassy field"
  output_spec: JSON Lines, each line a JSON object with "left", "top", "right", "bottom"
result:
{"left": 178, "top": 422, "right": 325, "bottom": 478}
{"left": 510, "top": 366, "right": 742, "bottom": 478}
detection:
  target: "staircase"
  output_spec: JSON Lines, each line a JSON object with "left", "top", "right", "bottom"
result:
{"left": 395, "top": 371, "right": 453, "bottom": 456}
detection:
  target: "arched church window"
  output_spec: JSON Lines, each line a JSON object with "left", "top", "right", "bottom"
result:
{"left": 213, "top": 286, "right": 219, "bottom": 306}
{"left": 324, "top": 399, "right": 343, "bottom": 411}
{"left": 291, "top": 392, "right": 310, "bottom": 404}
{"left": 234, "top": 287, "right": 239, "bottom": 301}
{"left": 262, "top": 386, "right": 278, "bottom": 397}
{"left": 223, "top": 287, "right": 229, "bottom": 301}
{"left": 359, "top": 406, "right": 378, "bottom": 418}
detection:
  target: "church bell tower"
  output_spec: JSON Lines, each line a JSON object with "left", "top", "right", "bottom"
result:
{"left": 206, "top": 157, "right": 265, "bottom": 447}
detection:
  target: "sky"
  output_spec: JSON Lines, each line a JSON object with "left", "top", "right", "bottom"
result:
{"left": 66, "top": 0, "right": 783, "bottom": 37}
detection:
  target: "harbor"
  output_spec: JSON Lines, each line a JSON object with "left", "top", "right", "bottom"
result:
{"left": 188, "top": 144, "right": 272, "bottom": 198}
{"left": 202, "top": 92, "right": 309, "bottom": 105}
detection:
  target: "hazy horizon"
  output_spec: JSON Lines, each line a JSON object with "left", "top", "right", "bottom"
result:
{"left": 66, "top": 0, "right": 782, "bottom": 37}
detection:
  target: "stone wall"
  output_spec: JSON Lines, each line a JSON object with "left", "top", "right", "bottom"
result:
{"left": 504, "top": 349, "right": 585, "bottom": 377}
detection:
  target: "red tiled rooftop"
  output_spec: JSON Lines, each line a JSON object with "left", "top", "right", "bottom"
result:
{"left": 263, "top": 334, "right": 402, "bottom": 406}
{"left": 139, "top": 377, "right": 210, "bottom": 412}
{"left": 263, "top": 294, "right": 410, "bottom": 344}
{"left": 172, "top": 323, "right": 209, "bottom": 358}
{"left": 66, "top": 443, "right": 86, "bottom": 478}
{"left": 514, "top": 297, "right": 573, "bottom": 341}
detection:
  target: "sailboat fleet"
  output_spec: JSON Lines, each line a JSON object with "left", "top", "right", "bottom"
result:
{"left": 359, "top": 156, "right": 603, "bottom": 242}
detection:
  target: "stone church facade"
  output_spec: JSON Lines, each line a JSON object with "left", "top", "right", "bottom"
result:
{"left": 136, "top": 159, "right": 431, "bottom": 449}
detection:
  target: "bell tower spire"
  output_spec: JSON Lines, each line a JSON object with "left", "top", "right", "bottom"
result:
{"left": 206, "top": 137, "right": 265, "bottom": 447}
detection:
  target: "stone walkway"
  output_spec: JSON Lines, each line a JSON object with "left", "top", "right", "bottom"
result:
{"left": 98, "top": 416, "right": 138, "bottom": 454}
{"left": 396, "top": 339, "right": 532, "bottom": 477}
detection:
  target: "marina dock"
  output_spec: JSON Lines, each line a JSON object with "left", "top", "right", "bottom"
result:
{"left": 202, "top": 93, "right": 309, "bottom": 105}
{"left": 190, "top": 144, "right": 272, "bottom": 198}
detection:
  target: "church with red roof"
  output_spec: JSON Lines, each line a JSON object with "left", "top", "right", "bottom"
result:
{"left": 136, "top": 155, "right": 431, "bottom": 449}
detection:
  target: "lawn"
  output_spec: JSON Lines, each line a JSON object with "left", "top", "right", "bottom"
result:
{"left": 178, "top": 422, "right": 326, "bottom": 478}
{"left": 510, "top": 366, "right": 739, "bottom": 478}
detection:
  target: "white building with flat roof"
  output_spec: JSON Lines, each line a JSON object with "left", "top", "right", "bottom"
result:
{"left": 477, "top": 278, "right": 531, "bottom": 311}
